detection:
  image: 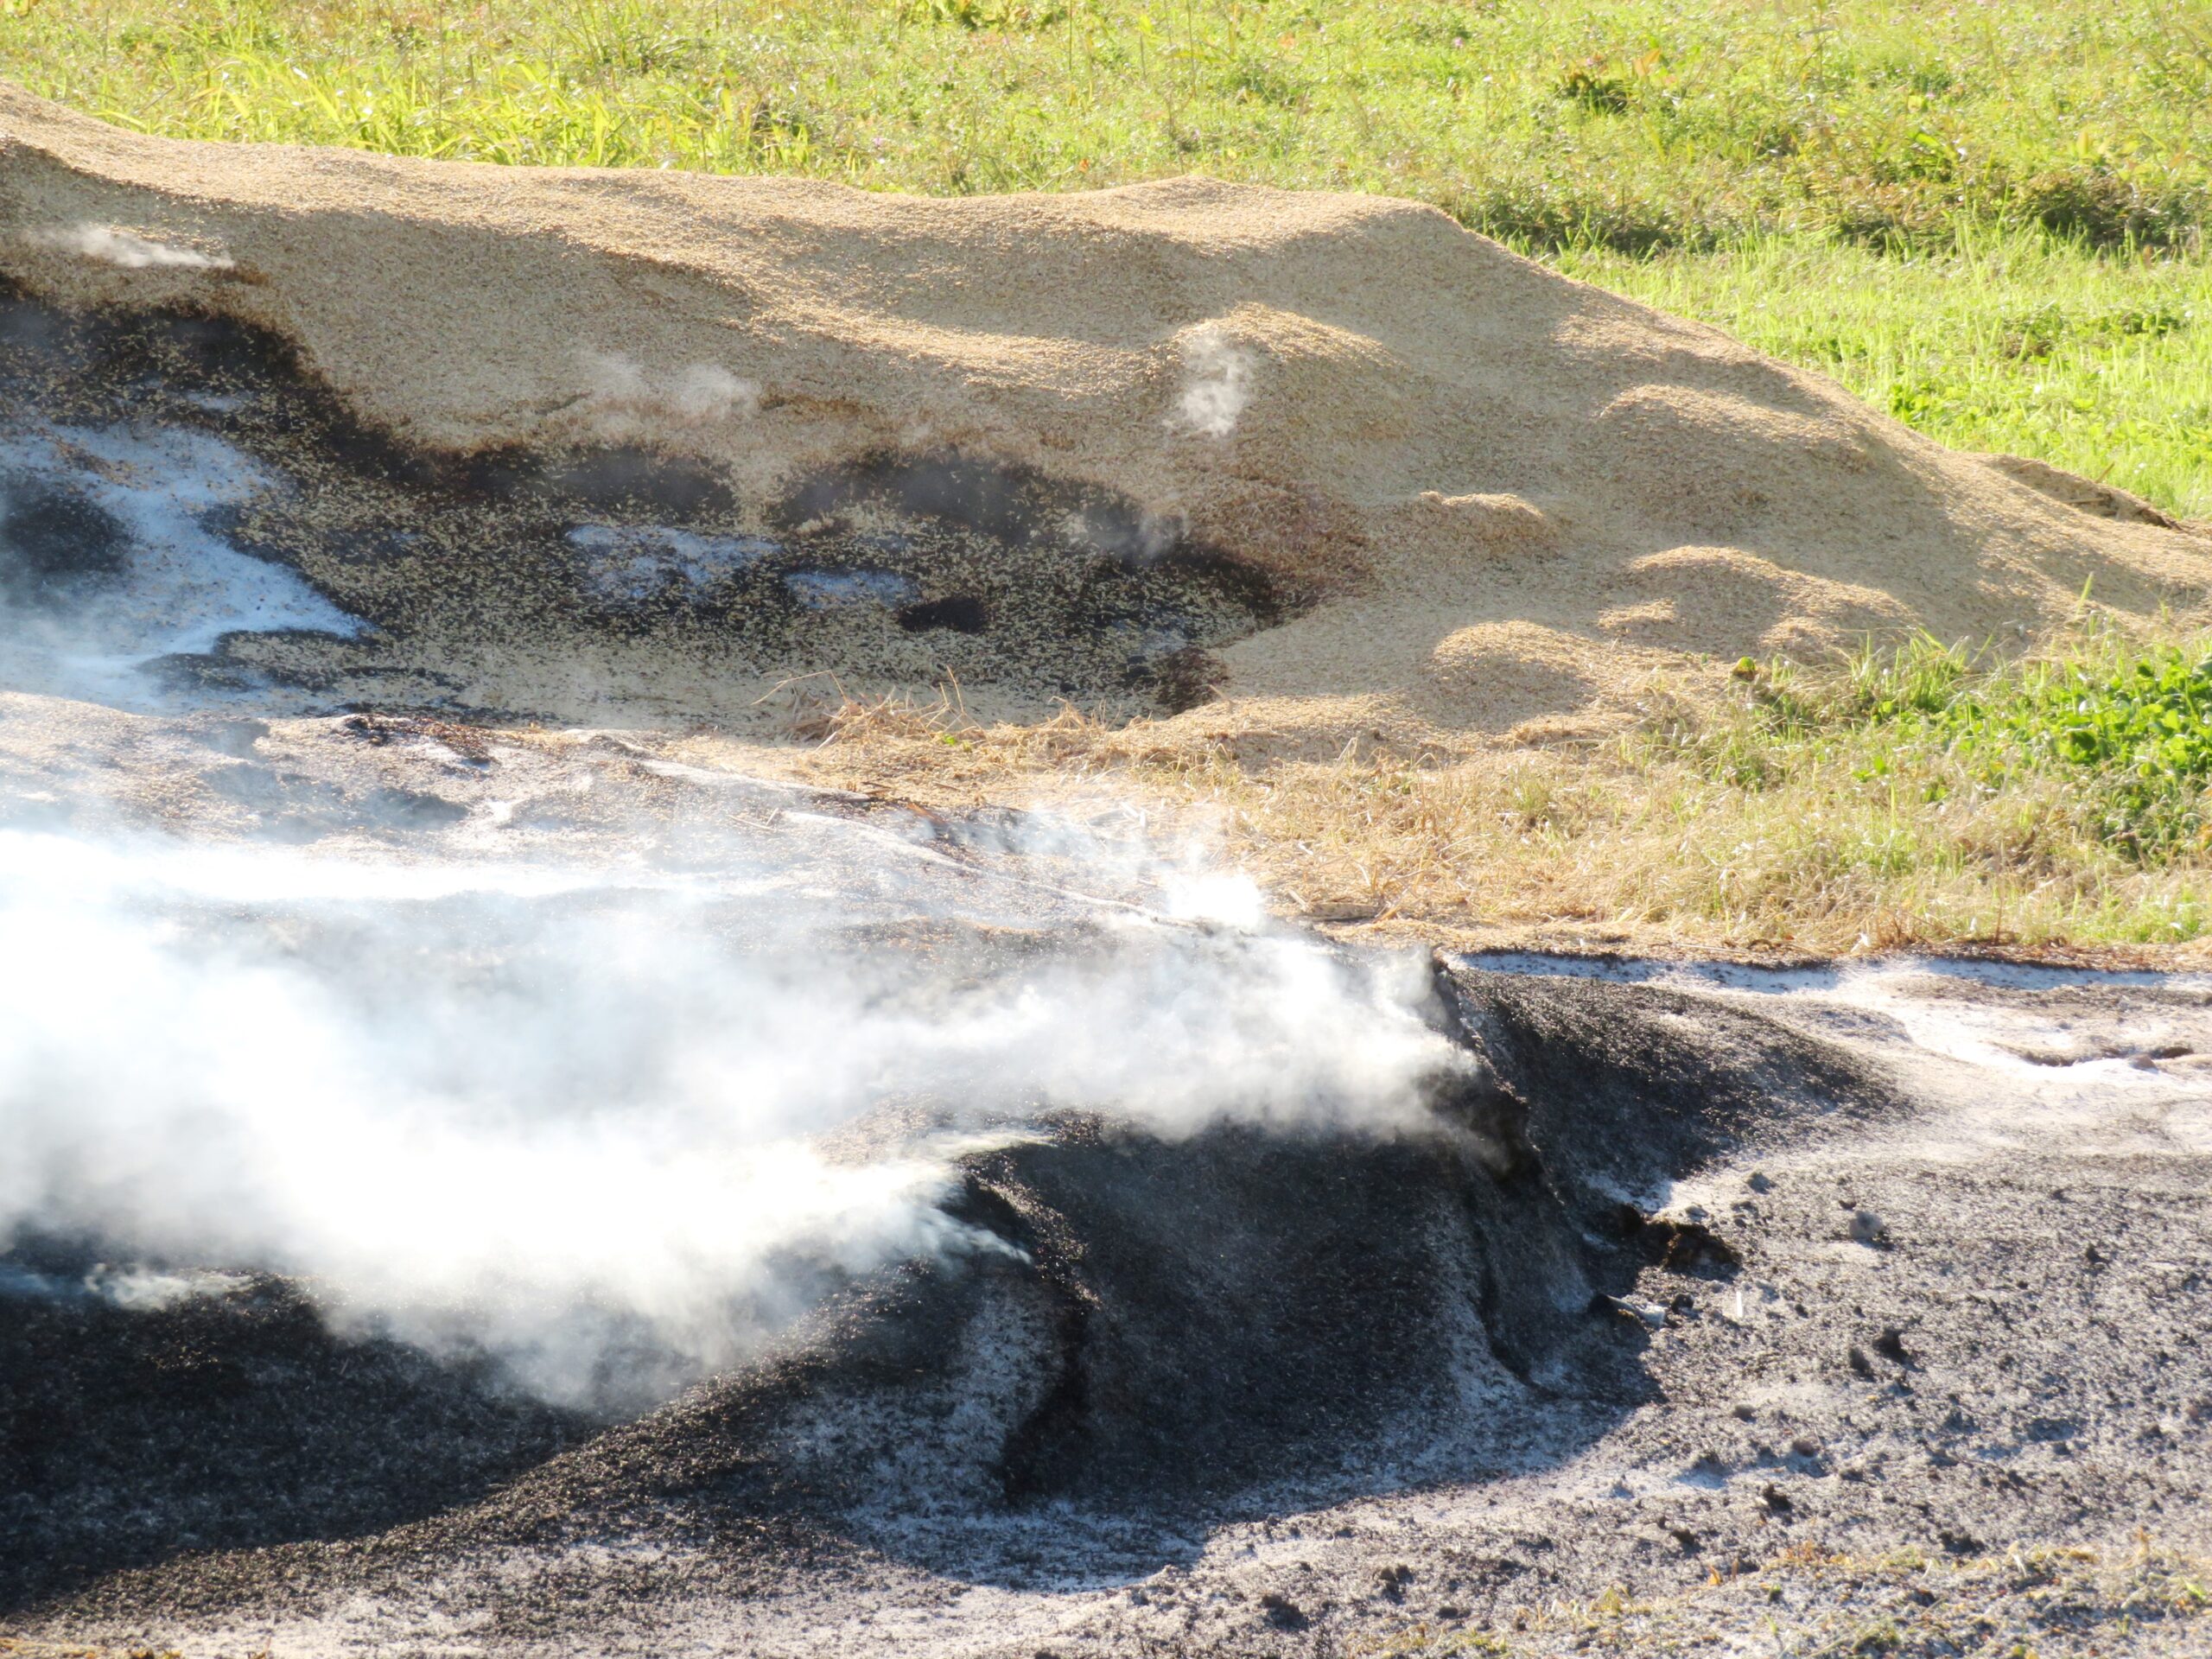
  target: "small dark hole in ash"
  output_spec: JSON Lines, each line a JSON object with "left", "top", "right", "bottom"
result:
{"left": 897, "top": 594, "right": 989, "bottom": 634}
{"left": 1652, "top": 1217, "right": 1742, "bottom": 1276}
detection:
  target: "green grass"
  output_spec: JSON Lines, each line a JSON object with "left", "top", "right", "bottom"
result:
{"left": 3, "top": 0, "right": 2209, "bottom": 515}
{"left": 1703, "top": 632, "right": 2212, "bottom": 864}
{"left": 1630, "top": 628, "right": 2212, "bottom": 941}
{"left": 1567, "top": 234, "right": 2212, "bottom": 522}
{"left": 11, "top": 0, "right": 2209, "bottom": 244}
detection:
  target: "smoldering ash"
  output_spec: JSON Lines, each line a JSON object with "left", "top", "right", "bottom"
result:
{"left": 0, "top": 828, "right": 1465, "bottom": 1415}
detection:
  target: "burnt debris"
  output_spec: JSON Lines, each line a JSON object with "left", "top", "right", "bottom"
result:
{"left": 0, "top": 284, "right": 1291, "bottom": 720}
{"left": 0, "top": 961, "right": 1907, "bottom": 1606}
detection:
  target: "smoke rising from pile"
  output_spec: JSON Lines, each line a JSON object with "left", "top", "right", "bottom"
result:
{"left": 572, "top": 350, "right": 761, "bottom": 440}
{"left": 25, "top": 223, "right": 235, "bottom": 271}
{"left": 0, "top": 826, "right": 1464, "bottom": 1413}
{"left": 0, "top": 422, "right": 365, "bottom": 708}
{"left": 1175, "top": 324, "right": 1255, "bottom": 438}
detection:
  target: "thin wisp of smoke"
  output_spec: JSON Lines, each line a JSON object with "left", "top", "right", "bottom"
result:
{"left": 0, "top": 827, "right": 1464, "bottom": 1414}
{"left": 570, "top": 350, "right": 761, "bottom": 441}
{"left": 1174, "top": 323, "right": 1255, "bottom": 439}
{"left": 25, "top": 223, "right": 235, "bottom": 271}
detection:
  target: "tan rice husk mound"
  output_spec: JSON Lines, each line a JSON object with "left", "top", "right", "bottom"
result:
{"left": 3, "top": 84, "right": 2206, "bottom": 752}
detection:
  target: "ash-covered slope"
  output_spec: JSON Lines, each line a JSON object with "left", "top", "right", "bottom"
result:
{"left": 11, "top": 929, "right": 2209, "bottom": 1659}
{"left": 1, "top": 702, "right": 2205, "bottom": 1656}
{"left": 1, "top": 949, "right": 1904, "bottom": 1624}
{"left": 3, "top": 84, "right": 2205, "bottom": 739}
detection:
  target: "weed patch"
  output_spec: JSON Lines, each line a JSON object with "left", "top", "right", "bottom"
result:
{"left": 760, "top": 628, "right": 2212, "bottom": 954}
{"left": 1712, "top": 634, "right": 2212, "bottom": 864}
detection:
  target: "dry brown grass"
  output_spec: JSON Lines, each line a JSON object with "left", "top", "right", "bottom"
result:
{"left": 698, "top": 637, "right": 2212, "bottom": 962}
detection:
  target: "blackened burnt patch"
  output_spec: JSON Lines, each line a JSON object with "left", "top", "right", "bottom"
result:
{"left": 0, "top": 1258, "right": 584, "bottom": 1612}
{"left": 783, "top": 447, "right": 1290, "bottom": 616}
{"left": 457, "top": 445, "right": 739, "bottom": 518}
{"left": 0, "top": 476, "right": 129, "bottom": 601}
{"left": 780, "top": 449, "right": 1119, "bottom": 551}
{"left": 1144, "top": 644, "right": 1229, "bottom": 714}
{"left": 0, "top": 283, "right": 1299, "bottom": 722}
{"left": 897, "top": 594, "right": 989, "bottom": 634}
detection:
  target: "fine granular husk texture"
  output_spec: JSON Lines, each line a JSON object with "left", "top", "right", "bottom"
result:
{"left": 3, "top": 83, "right": 2206, "bottom": 746}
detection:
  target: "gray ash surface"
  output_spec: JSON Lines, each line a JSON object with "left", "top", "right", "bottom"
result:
{"left": 4, "top": 756, "right": 2205, "bottom": 1655}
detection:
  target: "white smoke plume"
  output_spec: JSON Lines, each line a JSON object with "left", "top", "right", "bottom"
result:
{"left": 0, "top": 1262, "right": 251, "bottom": 1312}
{"left": 1174, "top": 324, "right": 1255, "bottom": 438}
{"left": 573, "top": 350, "right": 760, "bottom": 439}
{"left": 25, "top": 223, "right": 235, "bottom": 271}
{"left": 0, "top": 826, "right": 1464, "bottom": 1414}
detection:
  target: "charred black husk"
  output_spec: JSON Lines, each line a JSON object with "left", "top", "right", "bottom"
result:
{"left": 1, "top": 959, "right": 1901, "bottom": 1610}
{"left": 0, "top": 285, "right": 1289, "bottom": 722}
